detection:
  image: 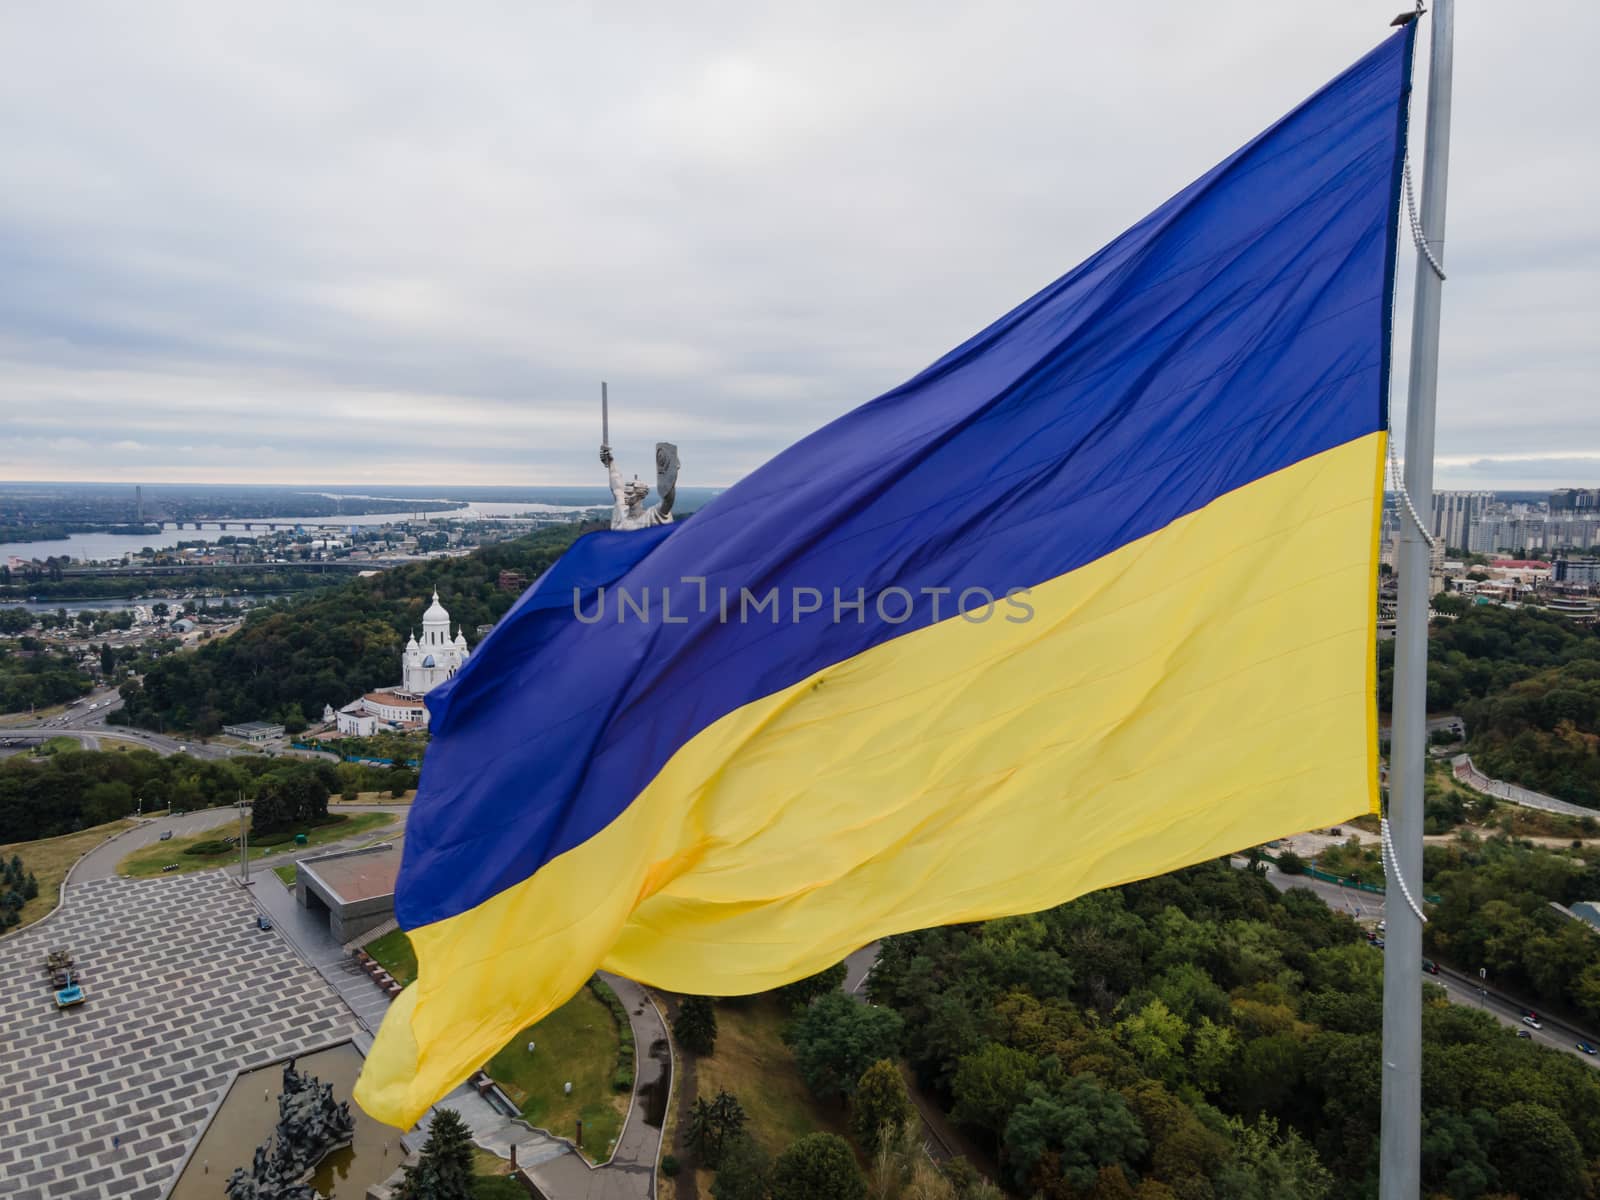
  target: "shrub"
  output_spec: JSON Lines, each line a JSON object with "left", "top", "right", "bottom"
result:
{"left": 660, "top": 1154, "right": 680, "bottom": 1178}
{"left": 587, "top": 976, "right": 635, "bottom": 1088}
{"left": 183, "top": 839, "right": 234, "bottom": 856}
{"left": 1276, "top": 850, "right": 1306, "bottom": 875}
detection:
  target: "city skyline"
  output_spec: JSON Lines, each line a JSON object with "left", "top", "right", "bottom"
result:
{"left": 2, "top": 1, "right": 1595, "bottom": 489}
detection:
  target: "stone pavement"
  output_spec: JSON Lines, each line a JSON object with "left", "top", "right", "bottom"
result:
{"left": 0, "top": 872, "right": 358, "bottom": 1200}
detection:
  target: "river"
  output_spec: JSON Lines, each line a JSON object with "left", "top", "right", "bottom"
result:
{"left": 9, "top": 593, "right": 288, "bottom": 614}
{"left": 0, "top": 500, "right": 598, "bottom": 564}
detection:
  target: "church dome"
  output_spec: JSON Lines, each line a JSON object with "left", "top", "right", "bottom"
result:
{"left": 422, "top": 589, "right": 450, "bottom": 626}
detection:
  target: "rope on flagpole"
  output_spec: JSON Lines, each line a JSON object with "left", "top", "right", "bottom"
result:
{"left": 1381, "top": 817, "right": 1429, "bottom": 923}
{"left": 1404, "top": 153, "right": 1447, "bottom": 282}
{"left": 1386, "top": 428, "right": 1438, "bottom": 550}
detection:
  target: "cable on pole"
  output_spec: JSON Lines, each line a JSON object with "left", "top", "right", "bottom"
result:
{"left": 1381, "top": 816, "right": 1430, "bottom": 924}
{"left": 1404, "top": 152, "right": 1447, "bottom": 281}
{"left": 1386, "top": 427, "right": 1438, "bottom": 550}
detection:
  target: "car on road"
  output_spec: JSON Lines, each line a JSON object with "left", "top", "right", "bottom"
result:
{"left": 1422, "top": 959, "right": 1440, "bottom": 975}
{"left": 1522, "top": 1016, "right": 1543, "bottom": 1030}
{"left": 1516, "top": 1030, "right": 1533, "bottom": 1039}
{"left": 256, "top": 916, "right": 273, "bottom": 931}
{"left": 1578, "top": 1042, "right": 1597, "bottom": 1056}
{"left": 159, "top": 831, "right": 173, "bottom": 841}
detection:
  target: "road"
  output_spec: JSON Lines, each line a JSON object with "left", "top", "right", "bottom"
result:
{"left": 1251, "top": 859, "right": 1600, "bottom": 1066}
{"left": 1258, "top": 860, "right": 1387, "bottom": 923}
{"left": 0, "top": 687, "right": 246, "bottom": 759}
{"left": 72, "top": 802, "right": 411, "bottom": 882}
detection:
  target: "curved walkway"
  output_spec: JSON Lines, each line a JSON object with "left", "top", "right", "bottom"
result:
{"left": 1451, "top": 753, "right": 1598, "bottom": 819}
{"left": 507, "top": 972, "right": 670, "bottom": 1200}
{"left": 73, "top": 803, "right": 410, "bottom": 882}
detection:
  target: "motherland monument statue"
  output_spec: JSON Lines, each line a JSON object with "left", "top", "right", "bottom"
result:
{"left": 598, "top": 381, "right": 679, "bottom": 532}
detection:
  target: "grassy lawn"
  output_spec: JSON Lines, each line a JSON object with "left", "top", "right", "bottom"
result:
{"left": 471, "top": 1148, "right": 512, "bottom": 1178}
{"left": 365, "top": 927, "right": 419, "bottom": 986}
{"left": 485, "top": 985, "right": 628, "bottom": 1163}
{"left": 0, "top": 818, "right": 137, "bottom": 930}
{"left": 335, "top": 790, "right": 416, "bottom": 805}
{"left": 116, "top": 811, "right": 395, "bottom": 877}
{"left": 272, "top": 865, "right": 299, "bottom": 887}
{"left": 695, "top": 996, "right": 848, "bottom": 1158}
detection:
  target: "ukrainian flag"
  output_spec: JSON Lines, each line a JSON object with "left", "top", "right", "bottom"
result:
{"left": 357, "top": 26, "right": 1414, "bottom": 1126}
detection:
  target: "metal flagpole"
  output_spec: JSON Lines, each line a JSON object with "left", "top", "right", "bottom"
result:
{"left": 1382, "top": 2, "right": 1454, "bottom": 1196}
{"left": 601, "top": 381, "right": 610, "bottom": 449}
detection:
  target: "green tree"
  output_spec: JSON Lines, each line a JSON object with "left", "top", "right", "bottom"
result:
{"left": 687, "top": 1090, "right": 748, "bottom": 1168}
{"left": 1490, "top": 1102, "right": 1585, "bottom": 1200}
{"left": 786, "top": 992, "right": 904, "bottom": 1102}
{"left": 770, "top": 1133, "right": 866, "bottom": 1200}
{"left": 777, "top": 960, "right": 849, "bottom": 1010}
{"left": 1003, "top": 1077, "right": 1146, "bottom": 1195}
{"left": 674, "top": 996, "right": 718, "bottom": 1056}
{"left": 710, "top": 1134, "right": 771, "bottom": 1200}
{"left": 851, "top": 1058, "right": 914, "bottom": 1155}
{"left": 1214, "top": 1115, "right": 1333, "bottom": 1200}
{"left": 1116, "top": 998, "right": 1187, "bottom": 1076}
{"left": 951, "top": 1043, "right": 1034, "bottom": 1141}
{"left": 396, "top": 1107, "right": 474, "bottom": 1200}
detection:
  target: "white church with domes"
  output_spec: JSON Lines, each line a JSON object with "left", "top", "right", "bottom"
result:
{"left": 326, "top": 589, "right": 470, "bottom": 736}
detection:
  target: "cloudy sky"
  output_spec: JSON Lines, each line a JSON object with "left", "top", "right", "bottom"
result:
{"left": 1, "top": 1, "right": 1594, "bottom": 489}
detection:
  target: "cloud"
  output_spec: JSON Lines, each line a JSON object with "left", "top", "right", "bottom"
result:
{"left": 0, "top": 1, "right": 1594, "bottom": 489}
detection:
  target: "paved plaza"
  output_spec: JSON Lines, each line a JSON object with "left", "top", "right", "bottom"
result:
{"left": 0, "top": 872, "right": 358, "bottom": 1199}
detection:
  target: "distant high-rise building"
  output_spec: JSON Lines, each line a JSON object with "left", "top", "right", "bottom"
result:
{"left": 1553, "top": 558, "right": 1600, "bottom": 586}
{"left": 1430, "top": 491, "right": 1493, "bottom": 551}
{"left": 135, "top": 484, "right": 143, "bottom": 524}
{"left": 1551, "top": 488, "right": 1600, "bottom": 513}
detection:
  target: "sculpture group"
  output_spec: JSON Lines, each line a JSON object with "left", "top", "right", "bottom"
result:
{"left": 225, "top": 1059, "right": 356, "bottom": 1200}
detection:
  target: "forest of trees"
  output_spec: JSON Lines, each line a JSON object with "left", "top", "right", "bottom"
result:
{"left": 0, "top": 743, "right": 353, "bottom": 844}
{"left": 1379, "top": 606, "right": 1600, "bottom": 805}
{"left": 114, "top": 522, "right": 598, "bottom": 734}
{"left": 1426, "top": 834, "right": 1600, "bottom": 1024}
{"left": 0, "top": 646, "right": 92, "bottom": 712}
{"left": 862, "top": 860, "right": 1600, "bottom": 1199}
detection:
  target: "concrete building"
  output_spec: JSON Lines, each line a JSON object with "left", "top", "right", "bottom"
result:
{"left": 1431, "top": 491, "right": 1493, "bottom": 551}
{"left": 1551, "top": 488, "right": 1600, "bottom": 513}
{"left": 1554, "top": 558, "right": 1600, "bottom": 586}
{"left": 294, "top": 843, "right": 402, "bottom": 943}
{"left": 223, "top": 720, "right": 286, "bottom": 742}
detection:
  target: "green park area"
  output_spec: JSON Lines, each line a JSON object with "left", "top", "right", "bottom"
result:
{"left": 695, "top": 996, "right": 848, "bottom": 1159}
{"left": 364, "top": 927, "right": 417, "bottom": 985}
{"left": 366, "top": 930, "right": 629, "bottom": 1162}
{"left": 485, "top": 984, "right": 628, "bottom": 1161}
{"left": 0, "top": 818, "right": 135, "bottom": 930}
{"left": 117, "top": 811, "right": 393, "bottom": 877}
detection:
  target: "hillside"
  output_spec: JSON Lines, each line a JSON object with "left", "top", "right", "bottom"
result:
{"left": 1378, "top": 606, "right": 1600, "bottom": 806}
{"left": 115, "top": 522, "right": 598, "bottom": 734}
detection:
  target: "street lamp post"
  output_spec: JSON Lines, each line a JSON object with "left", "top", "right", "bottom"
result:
{"left": 236, "top": 793, "right": 252, "bottom": 886}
